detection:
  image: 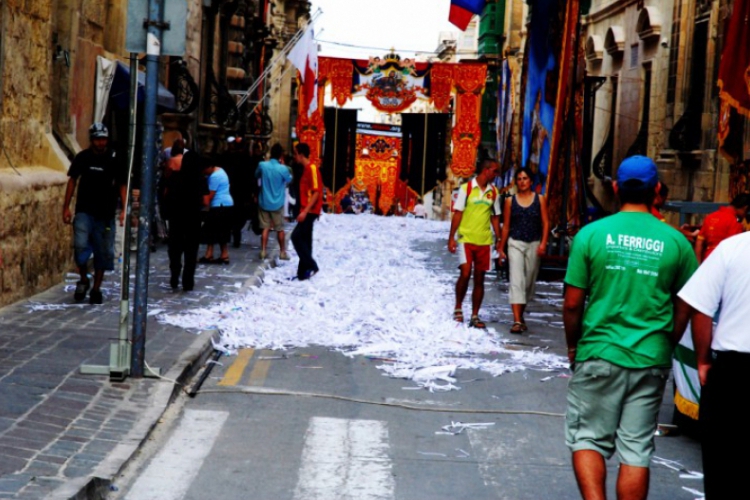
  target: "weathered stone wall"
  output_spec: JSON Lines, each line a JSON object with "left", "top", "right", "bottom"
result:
{"left": 1, "top": 0, "right": 56, "bottom": 168}
{"left": 0, "top": 168, "right": 70, "bottom": 308}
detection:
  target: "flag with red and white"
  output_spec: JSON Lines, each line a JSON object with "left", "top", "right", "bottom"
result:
{"left": 289, "top": 27, "right": 319, "bottom": 117}
{"left": 449, "top": 0, "right": 485, "bottom": 31}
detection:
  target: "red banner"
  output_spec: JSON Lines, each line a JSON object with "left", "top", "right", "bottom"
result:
{"left": 297, "top": 57, "right": 486, "bottom": 181}
{"left": 718, "top": 1, "right": 750, "bottom": 117}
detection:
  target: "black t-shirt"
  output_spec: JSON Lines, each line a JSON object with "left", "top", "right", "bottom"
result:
{"left": 222, "top": 151, "right": 254, "bottom": 205}
{"left": 68, "top": 148, "right": 126, "bottom": 220}
{"left": 164, "top": 151, "right": 208, "bottom": 219}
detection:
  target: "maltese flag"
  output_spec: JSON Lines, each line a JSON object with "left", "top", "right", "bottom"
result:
{"left": 449, "top": 0, "right": 485, "bottom": 31}
{"left": 289, "top": 27, "right": 318, "bottom": 117}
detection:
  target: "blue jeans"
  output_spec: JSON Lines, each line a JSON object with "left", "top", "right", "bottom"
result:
{"left": 73, "top": 213, "right": 115, "bottom": 271}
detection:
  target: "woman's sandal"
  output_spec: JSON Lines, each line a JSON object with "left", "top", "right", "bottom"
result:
{"left": 198, "top": 256, "right": 212, "bottom": 264}
{"left": 469, "top": 316, "right": 487, "bottom": 329}
{"left": 453, "top": 309, "right": 464, "bottom": 323}
{"left": 211, "top": 257, "right": 230, "bottom": 265}
{"left": 510, "top": 322, "right": 525, "bottom": 334}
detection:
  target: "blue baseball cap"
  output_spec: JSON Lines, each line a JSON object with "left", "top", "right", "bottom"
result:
{"left": 616, "top": 155, "right": 658, "bottom": 190}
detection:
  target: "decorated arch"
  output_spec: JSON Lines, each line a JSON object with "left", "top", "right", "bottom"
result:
{"left": 295, "top": 53, "right": 487, "bottom": 181}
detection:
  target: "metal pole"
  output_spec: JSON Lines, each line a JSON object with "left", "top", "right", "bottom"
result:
{"left": 79, "top": 53, "right": 139, "bottom": 380}
{"left": 421, "top": 112, "right": 428, "bottom": 197}
{"left": 131, "top": 0, "right": 164, "bottom": 378}
{"left": 115, "top": 53, "right": 140, "bottom": 374}
{"left": 332, "top": 106, "right": 338, "bottom": 210}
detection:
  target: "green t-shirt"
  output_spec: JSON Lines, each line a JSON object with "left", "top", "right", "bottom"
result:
{"left": 565, "top": 211, "right": 698, "bottom": 368}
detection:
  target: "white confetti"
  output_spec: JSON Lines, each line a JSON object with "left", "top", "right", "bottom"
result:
{"left": 159, "top": 215, "right": 568, "bottom": 388}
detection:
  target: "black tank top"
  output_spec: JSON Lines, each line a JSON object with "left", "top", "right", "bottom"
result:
{"left": 509, "top": 193, "right": 542, "bottom": 242}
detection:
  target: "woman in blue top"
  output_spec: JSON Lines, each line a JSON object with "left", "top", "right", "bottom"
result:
{"left": 498, "top": 167, "right": 549, "bottom": 333}
{"left": 200, "top": 164, "right": 234, "bottom": 264}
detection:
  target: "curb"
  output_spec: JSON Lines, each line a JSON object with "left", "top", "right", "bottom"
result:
{"left": 58, "top": 259, "right": 276, "bottom": 500}
{"left": 54, "top": 330, "right": 215, "bottom": 500}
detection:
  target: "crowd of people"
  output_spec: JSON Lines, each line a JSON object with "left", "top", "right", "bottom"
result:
{"left": 62, "top": 122, "right": 324, "bottom": 298}
{"left": 64, "top": 123, "right": 745, "bottom": 498}
{"left": 448, "top": 155, "right": 748, "bottom": 499}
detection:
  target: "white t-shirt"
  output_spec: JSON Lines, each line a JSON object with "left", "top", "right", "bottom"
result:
{"left": 678, "top": 232, "right": 750, "bottom": 352}
{"left": 413, "top": 203, "right": 427, "bottom": 217}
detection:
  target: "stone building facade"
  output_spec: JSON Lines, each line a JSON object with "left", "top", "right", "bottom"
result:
{"left": 0, "top": 0, "right": 308, "bottom": 307}
{"left": 495, "top": 0, "right": 736, "bottom": 219}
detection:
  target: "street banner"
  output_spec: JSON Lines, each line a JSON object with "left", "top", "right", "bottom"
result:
{"left": 718, "top": 1, "right": 750, "bottom": 199}
{"left": 352, "top": 56, "right": 431, "bottom": 114}
{"left": 289, "top": 27, "right": 319, "bottom": 117}
{"left": 94, "top": 56, "right": 117, "bottom": 123}
{"left": 673, "top": 324, "right": 700, "bottom": 421}
{"left": 717, "top": 0, "right": 750, "bottom": 118}
{"left": 497, "top": 60, "right": 515, "bottom": 174}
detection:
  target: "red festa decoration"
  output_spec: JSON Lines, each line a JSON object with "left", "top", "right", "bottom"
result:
{"left": 451, "top": 64, "right": 486, "bottom": 178}
{"left": 295, "top": 56, "right": 487, "bottom": 180}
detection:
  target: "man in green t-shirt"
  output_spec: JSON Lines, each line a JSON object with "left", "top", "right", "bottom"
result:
{"left": 563, "top": 155, "right": 697, "bottom": 500}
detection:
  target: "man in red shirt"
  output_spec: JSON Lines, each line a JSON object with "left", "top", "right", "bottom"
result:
{"left": 291, "top": 143, "right": 323, "bottom": 280}
{"left": 695, "top": 194, "right": 749, "bottom": 263}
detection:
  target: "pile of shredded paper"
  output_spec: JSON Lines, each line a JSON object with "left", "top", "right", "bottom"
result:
{"left": 159, "top": 215, "right": 567, "bottom": 390}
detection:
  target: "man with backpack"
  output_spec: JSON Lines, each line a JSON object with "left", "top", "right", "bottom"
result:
{"left": 447, "top": 159, "right": 502, "bottom": 328}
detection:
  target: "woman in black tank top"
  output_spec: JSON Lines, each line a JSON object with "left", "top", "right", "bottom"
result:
{"left": 498, "top": 167, "right": 550, "bottom": 333}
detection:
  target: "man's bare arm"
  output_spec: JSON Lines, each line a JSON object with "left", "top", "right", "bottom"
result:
{"left": 691, "top": 311, "right": 714, "bottom": 386}
{"left": 563, "top": 285, "right": 586, "bottom": 366}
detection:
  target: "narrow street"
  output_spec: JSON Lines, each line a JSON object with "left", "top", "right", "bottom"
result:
{"left": 109, "top": 216, "right": 703, "bottom": 500}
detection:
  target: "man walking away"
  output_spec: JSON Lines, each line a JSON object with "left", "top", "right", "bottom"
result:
{"left": 679, "top": 231, "right": 750, "bottom": 499}
{"left": 164, "top": 148, "right": 207, "bottom": 291}
{"left": 256, "top": 143, "right": 292, "bottom": 260}
{"left": 291, "top": 143, "right": 322, "bottom": 280}
{"left": 694, "top": 193, "right": 748, "bottom": 263}
{"left": 62, "top": 122, "right": 127, "bottom": 304}
{"left": 447, "top": 159, "right": 502, "bottom": 329}
{"left": 563, "top": 155, "right": 697, "bottom": 500}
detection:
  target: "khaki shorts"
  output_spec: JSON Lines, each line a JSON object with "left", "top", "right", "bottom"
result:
{"left": 258, "top": 208, "right": 284, "bottom": 230}
{"left": 565, "top": 359, "right": 669, "bottom": 467}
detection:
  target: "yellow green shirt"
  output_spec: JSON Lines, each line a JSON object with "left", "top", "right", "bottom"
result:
{"left": 454, "top": 180, "right": 501, "bottom": 246}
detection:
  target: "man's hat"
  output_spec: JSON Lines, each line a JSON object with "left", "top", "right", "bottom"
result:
{"left": 89, "top": 122, "right": 109, "bottom": 139}
{"left": 616, "top": 155, "right": 658, "bottom": 190}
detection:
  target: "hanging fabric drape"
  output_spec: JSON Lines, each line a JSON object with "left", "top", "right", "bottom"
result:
{"left": 299, "top": 55, "right": 487, "bottom": 179}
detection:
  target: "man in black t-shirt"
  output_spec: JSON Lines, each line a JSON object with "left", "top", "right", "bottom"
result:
{"left": 62, "top": 122, "right": 127, "bottom": 304}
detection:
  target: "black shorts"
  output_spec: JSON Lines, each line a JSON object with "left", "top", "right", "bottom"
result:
{"left": 205, "top": 206, "right": 233, "bottom": 245}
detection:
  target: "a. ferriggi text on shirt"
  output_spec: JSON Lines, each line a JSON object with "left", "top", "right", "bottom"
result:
{"left": 606, "top": 234, "right": 665, "bottom": 253}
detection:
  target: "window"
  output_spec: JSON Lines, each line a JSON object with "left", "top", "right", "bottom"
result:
{"left": 666, "top": 0, "right": 682, "bottom": 105}
{"left": 630, "top": 44, "right": 639, "bottom": 69}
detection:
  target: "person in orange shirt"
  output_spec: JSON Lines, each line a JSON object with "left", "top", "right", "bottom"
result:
{"left": 291, "top": 142, "right": 324, "bottom": 280}
{"left": 695, "top": 194, "right": 749, "bottom": 263}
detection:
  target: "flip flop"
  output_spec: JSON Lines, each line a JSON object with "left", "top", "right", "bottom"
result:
{"left": 453, "top": 308, "right": 464, "bottom": 323}
{"left": 510, "top": 322, "right": 524, "bottom": 334}
{"left": 469, "top": 316, "right": 487, "bottom": 329}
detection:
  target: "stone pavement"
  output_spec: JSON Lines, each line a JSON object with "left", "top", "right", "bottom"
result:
{"left": 0, "top": 227, "right": 276, "bottom": 499}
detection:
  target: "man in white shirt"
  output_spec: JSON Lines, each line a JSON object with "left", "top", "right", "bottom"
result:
{"left": 678, "top": 231, "right": 750, "bottom": 499}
